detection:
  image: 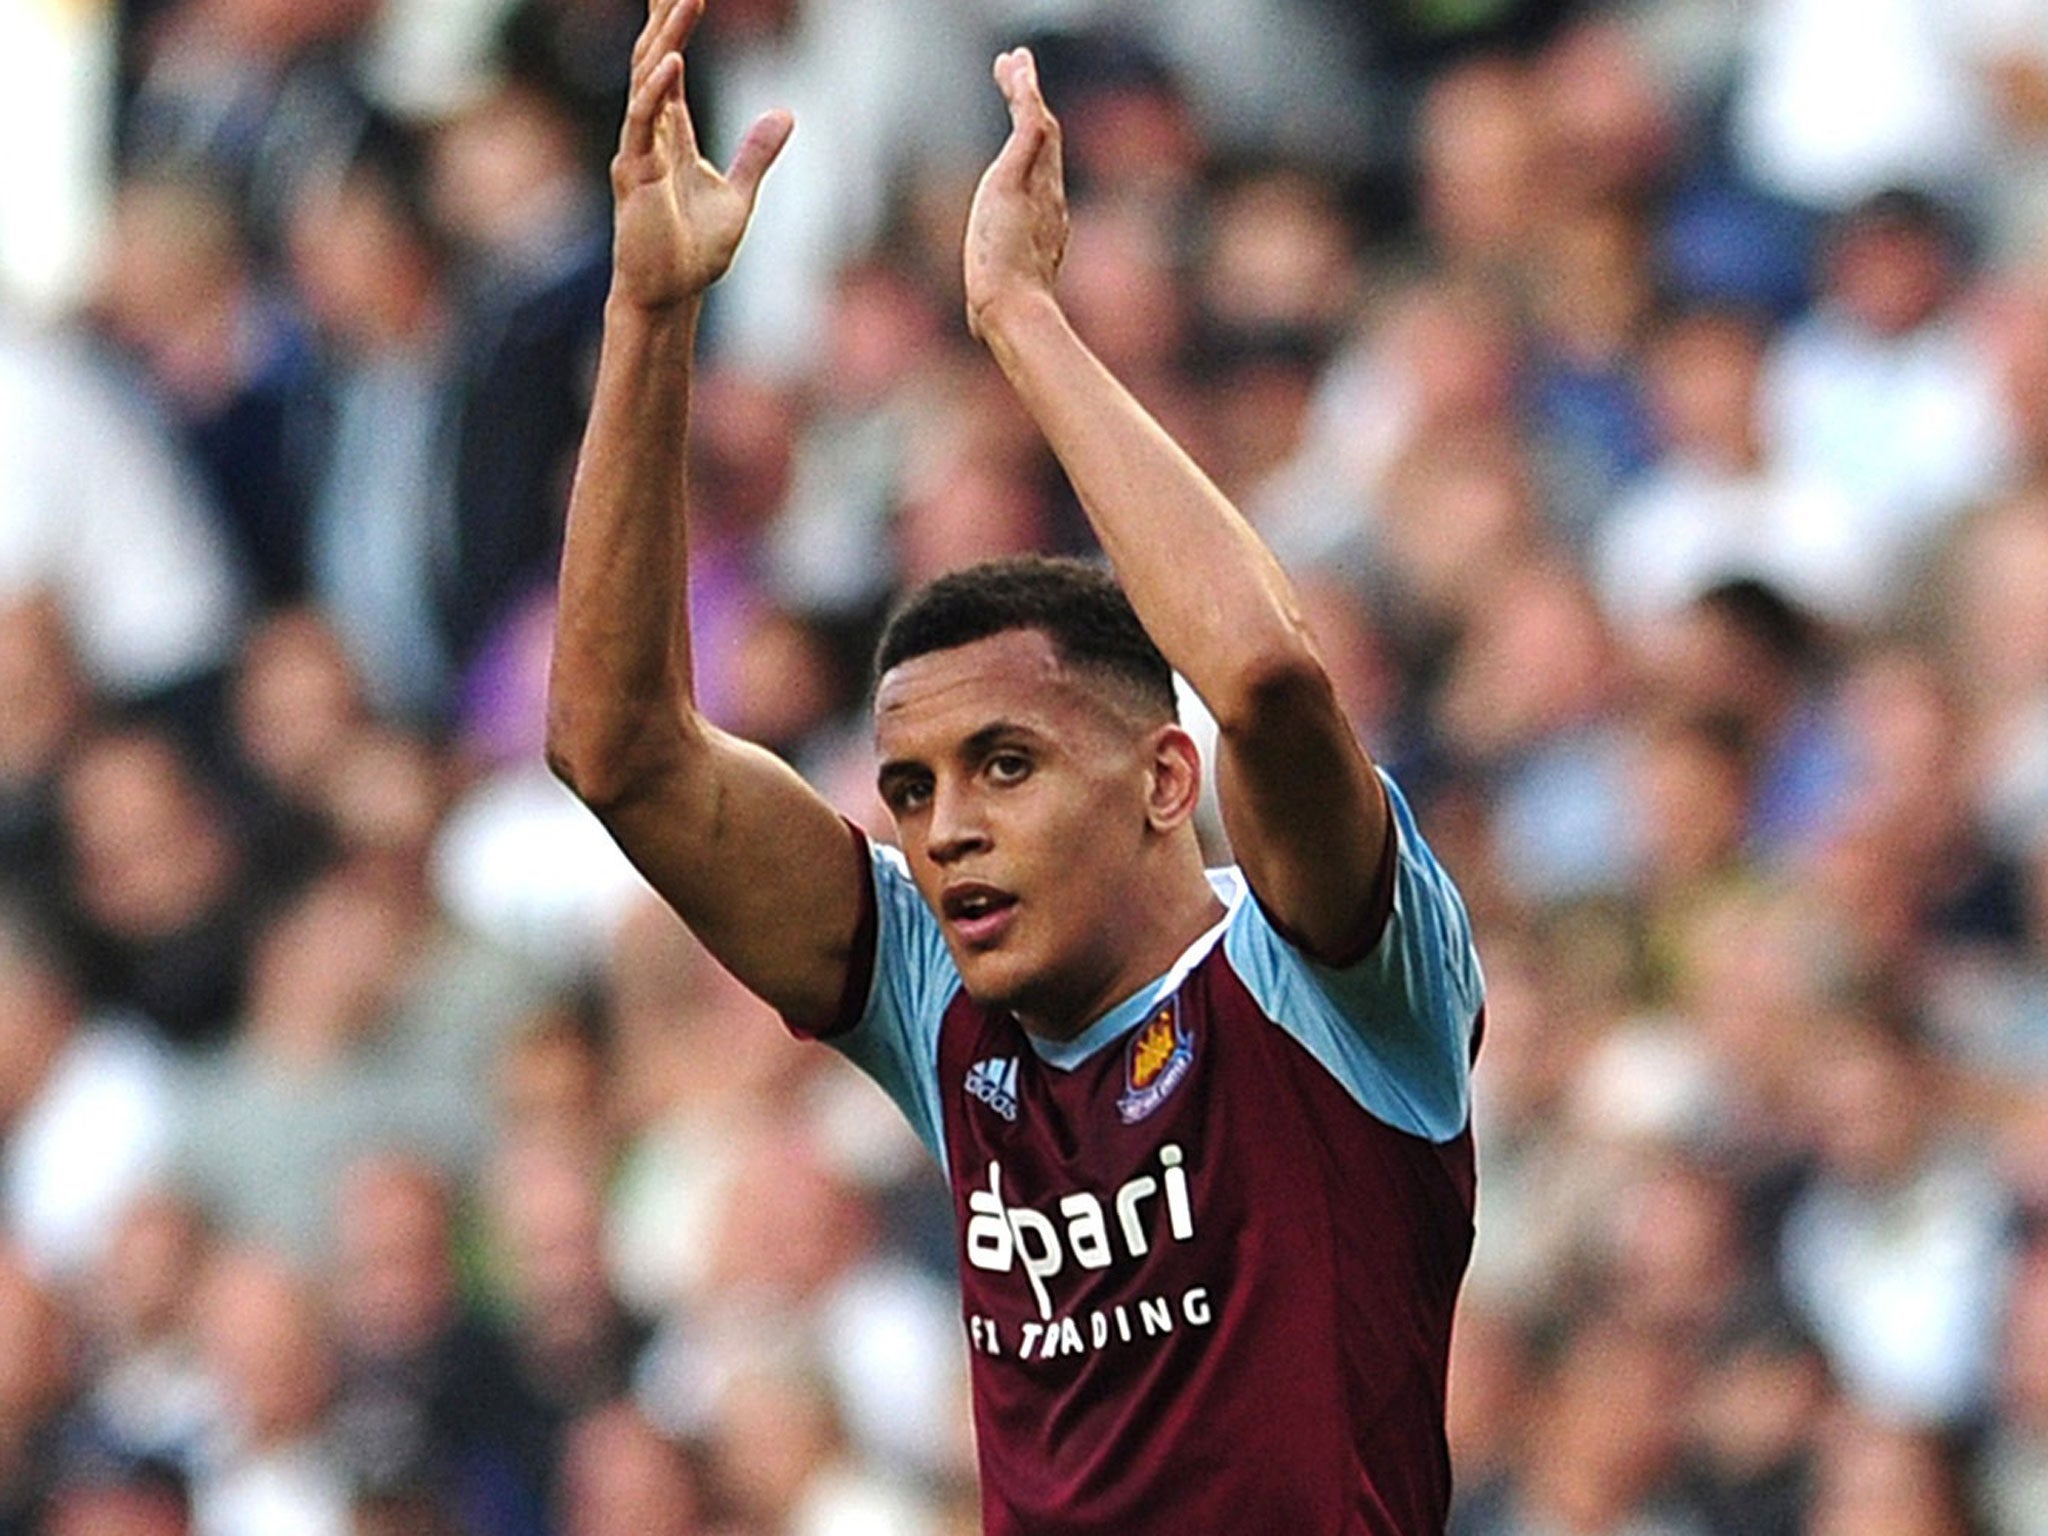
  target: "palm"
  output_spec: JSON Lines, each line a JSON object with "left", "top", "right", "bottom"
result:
{"left": 611, "top": 0, "right": 791, "bottom": 310}
{"left": 965, "top": 49, "right": 1068, "bottom": 337}
{"left": 616, "top": 127, "right": 750, "bottom": 306}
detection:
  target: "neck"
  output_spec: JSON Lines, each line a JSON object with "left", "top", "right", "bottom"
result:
{"left": 1017, "top": 844, "right": 1223, "bottom": 1043}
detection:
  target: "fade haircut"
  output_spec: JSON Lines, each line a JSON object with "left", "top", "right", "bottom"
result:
{"left": 874, "top": 556, "right": 1177, "bottom": 721}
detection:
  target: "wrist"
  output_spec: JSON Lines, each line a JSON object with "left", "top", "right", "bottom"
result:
{"left": 606, "top": 288, "right": 704, "bottom": 332}
{"left": 972, "top": 284, "right": 1066, "bottom": 361}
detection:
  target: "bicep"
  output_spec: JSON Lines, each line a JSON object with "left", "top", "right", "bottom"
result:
{"left": 591, "top": 724, "right": 868, "bottom": 1031}
{"left": 1213, "top": 668, "right": 1392, "bottom": 966}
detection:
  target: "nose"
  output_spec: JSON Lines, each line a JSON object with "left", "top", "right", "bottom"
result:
{"left": 926, "top": 779, "right": 989, "bottom": 867}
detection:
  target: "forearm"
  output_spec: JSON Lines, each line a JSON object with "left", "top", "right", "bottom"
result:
{"left": 547, "top": 295, "right": 705, "bottom": 803}
{"left": 978, "top": 290, "right": 1324, "bottom": 734}
{"left": 544, "top": 288, "right": 865, "bottom": 1026}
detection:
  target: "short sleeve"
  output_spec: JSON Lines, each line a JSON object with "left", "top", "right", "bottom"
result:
{"left": 1221, "top": 770, "right": 1483, "bottom": 1142}
{"left": 809, "top": 834, "right": 959, "bottom": 1172}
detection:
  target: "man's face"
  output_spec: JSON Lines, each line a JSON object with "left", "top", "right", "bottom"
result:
{"left": 874, "top": 628, "right": 1166, "bottom": 1034}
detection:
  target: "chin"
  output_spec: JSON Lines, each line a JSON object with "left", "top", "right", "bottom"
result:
{"left": 956, "top": 955, "right": 1027, "bottom": 1011}
{"left": 954, "top": 948, "right": 1048, "bottom": 1020}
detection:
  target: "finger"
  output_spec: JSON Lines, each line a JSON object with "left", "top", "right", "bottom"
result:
{"left": 1031, "top": 94, "right": 1065, "bottom": 195}
{"left": 632, "top": 0, "right": 689, "bottom": 72}
{"left": 619, "top": 50, "right": 683, "bottom": 162}
{"left": 626, "top": 2, "right": 701, "bottom": 159}
{"left": 992, "top": 47, "right": 1060, "bottom": 182}
{"left": 996, "top": 46, "right": 1051, "bottom": 128}
{"left": 988, "top": 113, "right": 1048, "bottom": 192}
{"left": 671, "top": 0, "right": 707, "bottom": 57}
{"left": 632, "top": 0, "right": 704, "bottom": 128}
{"left": 725, "top": 108, "right": 795, "bottom": 206}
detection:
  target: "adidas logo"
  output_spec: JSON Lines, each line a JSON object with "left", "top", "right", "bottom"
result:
{"left": 965, "top": 1056, "right": 1021, "bottom": 1122}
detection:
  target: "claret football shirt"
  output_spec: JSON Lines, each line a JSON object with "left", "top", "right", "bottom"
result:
{"left": 801, "top": 771, "right": 1483, "bottom": 1536}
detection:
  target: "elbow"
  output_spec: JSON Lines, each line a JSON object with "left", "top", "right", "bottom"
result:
{"left": 1210, "top": 633, "right": 1336, "bottom": 740}
{"left": 543, "top": 726, "right": 611, "bottom": 808}
{"left": 543, "top": 711, "right": 624, "bottom": 811}
{"left": 545, "top": 688, "right": 691, "bottom": 813}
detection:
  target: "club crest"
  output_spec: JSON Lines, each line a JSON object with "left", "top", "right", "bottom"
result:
{"left": 1117, "top": 1002, "right": 1194, "bottom": 1124}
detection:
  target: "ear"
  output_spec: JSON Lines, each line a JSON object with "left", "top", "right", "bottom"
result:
{"left": 1143, "top": 724, "right": 1203, "bottom": 833}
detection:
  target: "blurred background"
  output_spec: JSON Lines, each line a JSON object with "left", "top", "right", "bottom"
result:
{"left": 5, "top": 0, "right": 2048, "bottom": 1531}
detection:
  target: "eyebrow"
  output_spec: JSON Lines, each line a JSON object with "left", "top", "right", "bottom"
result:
{"left": 874, "top": 760, "right": 924, "bottom": 799}
{"left": 874, "top": 720, "right": 1044, "bottom": 790}
{"left": 962, "top": 720, "right": 1040, "bottom": 757}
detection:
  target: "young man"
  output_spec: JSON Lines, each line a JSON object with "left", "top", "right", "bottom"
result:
{"left": 547, "top": 3, "right": 1485, "bottom": 1531}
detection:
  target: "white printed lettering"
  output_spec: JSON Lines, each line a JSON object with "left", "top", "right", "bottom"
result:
{"left": 1060, "top": 1192, "right": 1113, "bottom": 1269}
{"left": 1008, "top": 1206, "right": 1062, "bottom": 1321}
{"left": 966, "top": 1164, "right": 1013, "bottom": 1271}
{"left": 963, "top": 1147, "right": 1199, "bottom": 1321}
{"left": 1160, "top": 1144, "right": 1195, "bottom": 1240}
{"left": 979, "top": 1287, "right": 1218, "bottom": 1370}
{"left": 1115, "top": 1176, "right": 1158, "bottom": 1257}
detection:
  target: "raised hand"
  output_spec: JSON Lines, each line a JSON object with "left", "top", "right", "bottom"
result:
{"left": 964, "top": 48, "right": 1070, "bottom": 340}
{"left": 611, "top": 0, "right": 793, "bottom": 311}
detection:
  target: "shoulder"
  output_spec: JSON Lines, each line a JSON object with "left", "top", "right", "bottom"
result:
{"left": 1213, "top": 770, "right": 1483, "bottom": 1142}
{"left": 793, "top": 834, "right": 959, "bottom": 1172}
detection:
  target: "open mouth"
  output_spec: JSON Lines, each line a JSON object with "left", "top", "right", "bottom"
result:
{"left": 942, "top": 883, "right": 1018, "bottom": 945}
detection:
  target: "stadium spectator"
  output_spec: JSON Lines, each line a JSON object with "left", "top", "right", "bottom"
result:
{"left": 0, "top": 598, "right": 91, "bottom": 910}
{"left": 1776, "top": 1005, "right": 2017, "bottom": 1426}
{"left": 1759, "top": 189, "right": 2018, "bottom": 601}
{"left": 1803, "top": 1410, "right": 1974, "bottom": 1536}
{"left": 480, "top": 1133, "right": 650, "bottom": 1438}
{"left": 0, "top": 1249, "right": 69, "bottom": 1533}
{"left": 283, "top": 123, "right": 466, "bottom": 724}
{"left": 68, "top": 1193, "right": 218, "bottom": 1473}
{"left": 0, "top": 309, "right": 243, "bottom": 707}
{"left": 0, "top": 901, "right": 174, "bottom": 1284}
{"left": 555, "top": 1401, "right": 706, "bottom": 1536}
{"left": 41, "top": 1453, "right": 196, "bottom": 1536}
{"left": 55, "top": 726, "right": 273, "bottom": 1050}
{"left": 1979, "top": 1232, "right": 2048, "bottom": 1534}
{"left": 1938, "top": 492, "right": 2048, "bottom": 858}
{"left": 188, "top": 1245, "right": 351, "bottom": 1536}
{"left": 1457, "top": 1316, "right": 1707, "bottom": 1536}
{"left": 329, "top": 1152, "right": 552, "bottom": 1534}
{"left": 91, "top": 170, "right": 314, "bottom": 607}
{"left": 1592, "top": 306, "right": 1879, "bottom": 631}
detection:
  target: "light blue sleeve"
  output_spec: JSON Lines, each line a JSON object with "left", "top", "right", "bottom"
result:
{"left": 1220, "top": 770, "right": 1483, "bottom": 1143}
{"left": 828, "top": 842, "right": 959, "bottom": 1173}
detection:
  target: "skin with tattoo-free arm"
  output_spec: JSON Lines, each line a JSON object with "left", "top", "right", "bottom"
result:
{"left": 962, "top": 49, "right": 1391, "bottom": 964}
{"left": 546, "top": 0, "right": 865, "bottom": 1029}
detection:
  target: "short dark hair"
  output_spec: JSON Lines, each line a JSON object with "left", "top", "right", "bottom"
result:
{"left": 874, "top": 556, "right": 1177, "bottom": 720}
{"left": 1838, "top": 185, "right": 1962, "bottom": 249}
{"left": 1692, "top": 577, "right": 1821, "bottom": 674}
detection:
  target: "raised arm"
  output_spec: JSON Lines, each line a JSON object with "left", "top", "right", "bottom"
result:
{"left": 964, "top": 50, "right": 1390, "bottom": 962}
{"left": 547, "top": 0, "right": 863, "bottom": 1029}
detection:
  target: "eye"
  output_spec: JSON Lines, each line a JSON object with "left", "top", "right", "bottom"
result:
{"left": 986, "top": 750, "right": 1032, "bottom": 786}
{"left": 881, "top": 774, "right": 933, "bottom": 815}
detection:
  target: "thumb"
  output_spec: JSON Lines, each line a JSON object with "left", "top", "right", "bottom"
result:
{"left": 727, "top": 109, "right": 795, "bottom": 206}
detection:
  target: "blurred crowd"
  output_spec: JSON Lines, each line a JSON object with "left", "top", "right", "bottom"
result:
{"left": 7, "top": 0, "right": 2048, "bottom": 1532}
